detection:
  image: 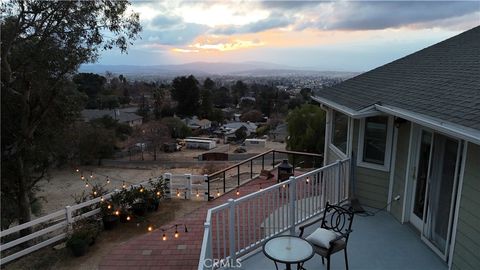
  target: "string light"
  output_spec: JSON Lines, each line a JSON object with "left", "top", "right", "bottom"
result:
{"left": 122, "top": 181, "right": 126, "bottom": 189}
{"left": 126, "top": 216, "right": 131, "bottom": 221}
{"left": 140, "top": 187, "right": 144, "bottom": 193}
{"left": 196, "top": 189, "right": 200, "bottom": 198}
{"left": 76, "top": 168, "right": 80, "bottom": 172}
{"left": 282, "top": 184, "right": 286, "bottom": 188}
{"left": 107, "top": 204, "right": 111, "bottom": 209}
{"left": 80, "top": 174, "right": 85, "bottom": 180}
{"left": 147, "top": 225, "right": 153, "bottom": 232}
{"left": 174, "top": 225, "right": 179, "bottom": 238}
{"left": 106, "top": 177, "right": 110, "bottom": 184}
{"left": 156, "top": 191, "right": 161, "bottom": 196}
{"left": 85, "top": 182, "right": 89, "bottom": 188}
{"left": 90, "top": 172, "right": 94, "bottom": 179}
{"left": 236, "top": 189, "right": 240, "bottom": 196}
{"left": 306, "top": 177, "right": 310, "bottom": 184}
{"left": 162, "top": 233, "right": 167, "bottom": 241}
{"left": 93, "top": 191, "right": 97, "bottom": 196}
{"left": 115, "top": 210, "right": 120, "bottom": 215}
{"left": 176, "top": 189, "right": 180, "bottom": 197}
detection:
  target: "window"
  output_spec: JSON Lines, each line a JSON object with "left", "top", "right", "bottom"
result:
{"left": 331, "top": 111, "right": 348, "bottom": 154}
{"left": 362, "top": 116, "right": 389, "bottom": 164}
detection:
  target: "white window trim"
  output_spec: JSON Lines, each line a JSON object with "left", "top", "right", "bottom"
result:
{"left": 357, "top": 116, "right": 394, "bottom": 172}
{"left": 329, "top": 110, "right": 350, "bottom": 158}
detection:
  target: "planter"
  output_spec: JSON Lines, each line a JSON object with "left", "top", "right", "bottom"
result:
{"left": 103, "top": 215, "right": 119, "bottom": 230}
{"left": 67, "top": 238, "right": 89, "bottom": 257}
{"left": 132, "top": 202, "right": 147, "bottom": 216}
{"left": 146, "top": 198, "right": 159, "bottom": 212}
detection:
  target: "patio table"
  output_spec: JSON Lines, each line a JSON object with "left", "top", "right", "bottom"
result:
{"left": 262, "top": 235, "right": 315, "bottom": 270}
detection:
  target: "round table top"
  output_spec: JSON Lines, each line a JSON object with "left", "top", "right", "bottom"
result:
{"left": 263, "top": 235, "right": 314, "bottom": 264}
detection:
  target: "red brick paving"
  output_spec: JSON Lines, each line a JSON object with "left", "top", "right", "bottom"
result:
{"left": 99, "top": 174, "right": 282, "bottom": 270}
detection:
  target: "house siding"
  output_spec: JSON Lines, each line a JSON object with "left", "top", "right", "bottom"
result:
{"left": 390, "top": 122, "right": 411, "bottom": 221}
{"left": 352, "top": 119, "right": 390, "bottom": 209}
{"left": 452, "top": 143, "right": 480, "bottom": 270}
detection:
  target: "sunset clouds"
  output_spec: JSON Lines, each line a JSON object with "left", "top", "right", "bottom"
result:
{"left": 101, "top": 1, "right": 479, "bottom": 70}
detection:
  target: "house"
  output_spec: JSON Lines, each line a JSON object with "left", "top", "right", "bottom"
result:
{"left": 183, "top": 116, "right": 212, "bottom": 130}
{"left": 312, "top": 26, "right": 479, "bottom": 269}
{"left": 81, "top": 109, "right": 143, "bottom": 127}
{"left": 219, "top": 121, "right": 258, "bottom": 141}
{"left": 184, "top": 138, "right": 216, "bottom": 150}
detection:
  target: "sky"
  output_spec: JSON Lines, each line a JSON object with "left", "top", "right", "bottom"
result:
{"left": 98, "top": 0, "right": 480, "bottom": 71}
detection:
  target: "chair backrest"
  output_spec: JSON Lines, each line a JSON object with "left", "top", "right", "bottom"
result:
{"left": 320, "top": 202, "right": 354, "bottom": 241}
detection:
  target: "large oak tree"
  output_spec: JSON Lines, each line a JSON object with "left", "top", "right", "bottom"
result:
{"left": 1, "top": 0, "right": 141, "bottom": 230}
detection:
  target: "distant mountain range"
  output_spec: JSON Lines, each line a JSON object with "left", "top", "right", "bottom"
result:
{"left": 79, "top": 61, "right": 358, "bottom": 78}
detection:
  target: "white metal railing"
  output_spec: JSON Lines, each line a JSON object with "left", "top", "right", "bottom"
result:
{"left": 197, "top": 158, "right": 350, "bottom": 270}
{"left": 0, "top": 172, "right": 206, "bottom": 265}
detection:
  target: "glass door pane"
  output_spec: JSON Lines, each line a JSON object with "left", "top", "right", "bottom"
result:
{"left": 423, "top": 133, "right": 459, "bottom": 256}
{"left": 413, "top": 131, "right": 432, "bottom": 221}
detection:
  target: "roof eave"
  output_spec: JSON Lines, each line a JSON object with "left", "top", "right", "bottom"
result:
{"left": 376, "top": 104, "right": 480, "bottom": 145}
{"left": 311, "top": 95, "right": 381, "bottom": 118}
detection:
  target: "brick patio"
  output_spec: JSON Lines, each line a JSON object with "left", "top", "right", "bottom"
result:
{"left": 99, "top": 173, "right": 282, "bottom": 270}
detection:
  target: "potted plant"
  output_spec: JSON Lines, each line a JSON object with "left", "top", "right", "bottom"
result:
{"left": 147, "top": 177, "right": 168, "bottom": 211}
{"left": 130, "top": 185, "right": 148, "bottom": 217}
{"left": 101, "top": 194, "right": 120, "bottom": 230}
{"left": 66, "top": 221, "right": 99, "bottom": 256}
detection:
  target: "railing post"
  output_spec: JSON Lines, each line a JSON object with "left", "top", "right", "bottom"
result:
{"left": 272, "top": 151, "right": 275, "bottom": 168}
{"left": 289, "top": 176, "right": 297, "bottom": 235}
{"left": 164, "top": 173, "right": 172, "bottom": 199}
{"left": 185, "top": 174, "right": 192, "bottom": 200}
{"left": 66, "top": 206, "right": 73, "bottom": 231}
{"left": 237, "top": 166, "right": 240, "bottom": 186}
{"left": 335, "top": 160, "right": 341, "bottom": 204}
{"left": 250, "top": 160, "right": 253, "bottom": 179}
{"left": 228, "top": 199, "right": 236, "bottom": 262}
{"left": 223, "top": 171, "right": 226, "bottom": 193}
{"left": 262, "top": 155, "right": 265, "bottom": 170}
{"left": 204, "top": 174, "right": 210, "bottom": 201}
{"left": 204, "top": 221, "right": 212, "bottom": 270}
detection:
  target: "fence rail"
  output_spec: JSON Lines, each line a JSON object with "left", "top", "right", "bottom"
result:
{"left": 205, "top": 150, "right": 323, "bottom": 201}
{"left": 198, "top": 158, "right": 350, "bottom": 270}
{"left": 0, "top": 174, "right": 186, "bottom": 266}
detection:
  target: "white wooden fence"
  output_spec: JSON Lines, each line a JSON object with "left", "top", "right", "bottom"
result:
{"left": 0, "top": 173, "right": 205, "bottom": 266}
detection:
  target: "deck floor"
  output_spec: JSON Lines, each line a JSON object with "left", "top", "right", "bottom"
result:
{"left": 241, "top": 209, "right": 447, "bottom": 270}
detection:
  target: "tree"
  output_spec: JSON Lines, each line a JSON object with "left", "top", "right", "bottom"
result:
{"left": 1, "top": 0, "right": 141, "bottom": 229}
{"left": 240, "top": 110, "right": 264, "bottom": 122}
{"left": 286, "top": 104, "right": 326, "bottom": 154}
{"left": 212, "top": 86, "right": 231, "bottom": 108}
{"left": 171, "top": 75, "right": 199, "bottom": 117}
{"left": 142, "top": 121, "right": 170, "bottom": 160}
{"left": 232, "top": 80, "right": 248, "bottom": 105}
{"left": 162, "top": 117, "right": 192, "bottom": 139}
{"left": 235, "top": 126, "right": 248, "bottom": 141}
{"left": 203, "top": 77, "right": 215, "bottom": 90}
{"left": 199, "top": 89, "right": 213, "bottom": 119}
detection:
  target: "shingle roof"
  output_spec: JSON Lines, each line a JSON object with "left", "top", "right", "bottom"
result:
{"left": 81, "top": 109, "right": 142, "bottom": 123}
{"left": 314, "top": 26, "right": 480, "bottom": 131}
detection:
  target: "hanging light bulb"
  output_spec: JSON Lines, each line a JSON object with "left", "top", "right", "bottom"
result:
{"left": 106, "top": 177, "right": 110, "bottom": 184}
{"left": 282, "top": 184, "right": 286, "bottom": 188}
{"left": 162, "top": 233, "right": 167, "bottom": 241}
{"left": 236, "top": 189, "right": 240, "bottom": 196}
{"left": 122, "top": 181, "right": 126, "bottom": 189}
{"left": 81, "top": 174, "right": 85, "bottom": 180}
{"left": 156, "top": 191, "right": 161, "bottom": 196}
{"left": 107, "top": 204, "right": 111, "bottom": 209}
{"left": 90, "top": 172, "right": 94, "bottom": 179}
{"left": 126, "top": 216, "right": 131, "bottom": 221}
{"left": 93, "top": 191, "right": 97, "bottom": 196}
{"left": 147, "top": 225, "right": 153, "bottom": 232}
{"left": 176, "top": 189, "right": 180, "bottom": 197}
{"left": 306, "top": 177, "right": 310, "bottom": 184}
{"left": 174, "top": 225, "right": 179, "bottom": 238}
{"left": 216, "top": 189, "right": 220, "bottom": 197}
{"left": 115, "top": 210, "right": 120, "bottom": 215}
{"left": 140, "top": 187, "right": 144, "bottom": 193}
{"left": 85, "top": 182, "right": 89, "bottom": 188}
{"left": 196, "top": 189, "right": 200, "bottom": 197}
{"left": 76, "top": 168, "right": 80, "bottom": 172}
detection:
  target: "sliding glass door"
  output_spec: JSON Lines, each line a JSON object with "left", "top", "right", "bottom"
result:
{"left": 410, "top": 128, "right": 461, "bottom": 260}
